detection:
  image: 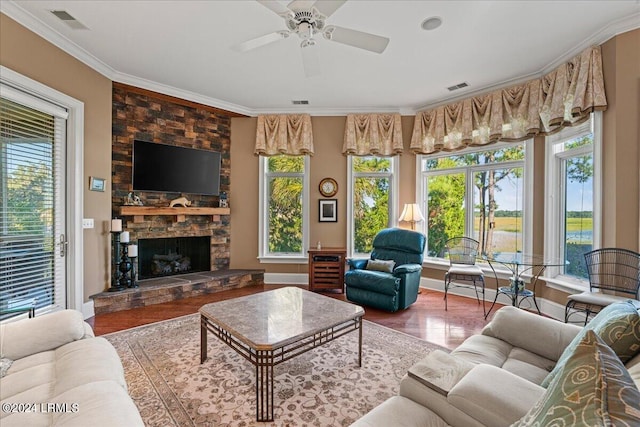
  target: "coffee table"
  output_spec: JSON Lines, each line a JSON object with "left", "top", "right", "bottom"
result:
{"left": 199, "top": 286, "right": 365, "bottom": 421}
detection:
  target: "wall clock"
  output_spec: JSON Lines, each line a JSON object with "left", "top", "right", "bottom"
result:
{"left": 319, "top": 177, "right": 338, "bottom": 197}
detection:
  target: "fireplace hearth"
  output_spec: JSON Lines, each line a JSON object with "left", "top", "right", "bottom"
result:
{"left": 138, "top": 236, "right": 210, "bottom": 279}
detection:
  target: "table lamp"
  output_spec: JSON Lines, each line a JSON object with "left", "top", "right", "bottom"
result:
{"left": 399, "top": 203, "right": 425, "bottom": 230}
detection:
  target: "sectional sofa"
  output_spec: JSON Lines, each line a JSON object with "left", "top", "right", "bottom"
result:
{"left": 0, "top": 309, "right": 143, "bottom": 426}
{"left": 353, "top": 301, "right": 640, "bottom": 426}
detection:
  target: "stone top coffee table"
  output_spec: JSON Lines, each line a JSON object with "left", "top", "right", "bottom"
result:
{"left": 199, "top": 286, "right": 365, "bottom": 422}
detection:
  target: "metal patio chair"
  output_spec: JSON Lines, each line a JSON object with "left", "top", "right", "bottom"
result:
{"left": 444, "top": 237, "right": 486, "bottom": 316}
{"left": 565, "top": 247, "right": 640, "bottom": 325}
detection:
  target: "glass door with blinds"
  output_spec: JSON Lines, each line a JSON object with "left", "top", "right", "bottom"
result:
{"left": 0, "top": 86, "right": 68, "bottom": 320}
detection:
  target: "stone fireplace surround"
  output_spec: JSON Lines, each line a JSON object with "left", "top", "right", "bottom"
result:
{"left": 89, "top": 83, "right": 264, "bottom": 314}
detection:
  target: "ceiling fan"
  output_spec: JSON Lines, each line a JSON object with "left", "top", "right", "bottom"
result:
{"left": 234, "top": 0, "right": 390, "bottom": 76}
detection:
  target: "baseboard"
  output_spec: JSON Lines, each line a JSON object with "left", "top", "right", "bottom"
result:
{"left": 419, "top": 277, "right": 581, "bottom": 322}
{"left": 81, "top": 300, "right": 95, "bottom": 320}
{"left": 264, "top": 273, "right": 308, "bottom": 286}
{"left": 262, "top": 273, "right": 583, "bottom": 323}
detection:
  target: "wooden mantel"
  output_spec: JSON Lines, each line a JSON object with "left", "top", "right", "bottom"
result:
{"left": 119, "top": 206, "right": 230, "bottom": 223}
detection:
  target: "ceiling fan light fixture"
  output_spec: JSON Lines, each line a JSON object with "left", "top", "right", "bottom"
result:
{"left": 421, "top": 16, "right": 442, "bottom": 31}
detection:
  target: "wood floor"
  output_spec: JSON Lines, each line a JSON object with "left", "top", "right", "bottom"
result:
{"left": 87, "top": 285, "right": 504, "bottom": 350}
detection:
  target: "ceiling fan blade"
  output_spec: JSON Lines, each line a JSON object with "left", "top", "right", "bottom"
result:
{"left": 233, "top": 31, "right": 289, "bottom": 52}
{"left": 256, "top": 0, "right": 293, "bottom": 17}
{"left": 311, "top": 0, "right": 347, "bottom": 18}
{"left": 287, "top": 0, "right": 315, "bottom": 12}
{"left": 323, "top": 25, "right": 389, "bottom": 54}
{"left": 301, "top": 44, "right": 321, "bottom": 77}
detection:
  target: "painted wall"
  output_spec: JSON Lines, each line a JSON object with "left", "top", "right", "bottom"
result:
{"left": 2, "top": 11, "right": 638, "bottom": 309}
{"left": 230, "top": 29, "right": 640, "bottom": 307}
{"left": 0, "top": 14, "right": 112, "bottom": 304}
{"left": 230, "top": 116, "right": 417, "bottom": 273}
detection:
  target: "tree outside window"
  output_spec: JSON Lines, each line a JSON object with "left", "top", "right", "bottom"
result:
{"left": 351, "top": 156, "right": 394, "bottom": 254}
{"left": 421, "top": 144, "right": 526, "bottom": 259}
{"left": 265, "top": 156, "right": 304, "bottom": 255}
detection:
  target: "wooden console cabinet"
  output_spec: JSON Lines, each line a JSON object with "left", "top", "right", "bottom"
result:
{"left": 307, "top": 247, "right": 347, "bottom": 293}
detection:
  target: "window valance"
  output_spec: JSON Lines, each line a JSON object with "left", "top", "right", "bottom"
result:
{"left": 410, "top": 46, "right": 607, "bottom": 154}
{"left": 343, "top": 113, "right": 403, "bottom": 156}
{"left": 255, "top": 114, "right": 314, "bottom": 156}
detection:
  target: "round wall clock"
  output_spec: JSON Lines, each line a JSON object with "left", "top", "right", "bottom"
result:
{"left": 319, "top": 177, "right": 338, "bottom": 197}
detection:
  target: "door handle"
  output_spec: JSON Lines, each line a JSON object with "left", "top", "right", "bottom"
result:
{"left": 57, "top": 234, "right": 69, "bottom": 257}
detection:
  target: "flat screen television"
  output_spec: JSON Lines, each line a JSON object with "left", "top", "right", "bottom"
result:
{"left": 132, "top": 140, "right": 221, "bottom": 195}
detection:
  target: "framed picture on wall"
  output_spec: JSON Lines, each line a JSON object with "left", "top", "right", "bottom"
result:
{"left": 319, "top": 199, "right": 337, "bottom": 222}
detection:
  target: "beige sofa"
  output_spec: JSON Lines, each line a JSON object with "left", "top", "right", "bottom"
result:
{"left": 353, "top": 303, "right": 640, "bottom": 427}
{"left": 0, "top": 309, "right": 143, "bottom": 427}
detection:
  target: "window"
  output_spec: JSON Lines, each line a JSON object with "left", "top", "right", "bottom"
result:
{"left": 418, "top": 142, "right": 532, "bottom": 261}
{"left": 545, "top": 114, "right": 601, "bottom": 285}
{"left": 258, "top": 155, "right": 309, "bottom": 261}
{"left": 1, "top": 90, "right": 66, "bottom": 318}
{"left": 347, "top": 156, "right": 399, "bottom": 257}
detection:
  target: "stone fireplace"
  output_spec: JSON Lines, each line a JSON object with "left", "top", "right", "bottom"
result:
{"left": 89, "top": 83, "right": 264, "bottom": 315}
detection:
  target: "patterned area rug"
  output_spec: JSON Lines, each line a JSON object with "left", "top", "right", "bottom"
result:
{"left": 104, "top": 314, "right": 445, "bottom": 427}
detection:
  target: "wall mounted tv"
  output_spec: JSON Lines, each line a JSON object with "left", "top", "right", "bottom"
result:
{"left": 132, "top": 140, "right": 221, "bottom": 196}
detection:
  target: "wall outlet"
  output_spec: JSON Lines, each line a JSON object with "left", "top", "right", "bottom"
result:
{"left": 82, "top": 218, "right": 94, "bottom": 229}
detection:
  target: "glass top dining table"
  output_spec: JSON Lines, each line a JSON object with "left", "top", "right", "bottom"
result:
{"left": 482, "top": 253, "right": 566, "bottom": 318}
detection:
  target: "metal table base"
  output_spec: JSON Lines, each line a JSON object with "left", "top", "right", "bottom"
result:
{"left": 200, "top": 314, "right": 363, "bottom": 422}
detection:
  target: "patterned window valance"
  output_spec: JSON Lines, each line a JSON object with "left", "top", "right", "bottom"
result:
{"left": 410, "top": 46, "right": 607, "bottom": 154}
{"left": 343, "top": 113, "right": 403, "bottom": 156}
{"left": 254, "top": 114, "right": 314, "bottom": 156}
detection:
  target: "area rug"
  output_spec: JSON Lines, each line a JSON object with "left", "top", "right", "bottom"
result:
{"left": 104, "top": 314, "right": 445, "bottom": 427}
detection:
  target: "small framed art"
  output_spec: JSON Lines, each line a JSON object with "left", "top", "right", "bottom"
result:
{"left": 89, "top": 176, "right": 106, "bottom": 192}
{"left": 319, "top": 199, "right": 337, "bottom": 222}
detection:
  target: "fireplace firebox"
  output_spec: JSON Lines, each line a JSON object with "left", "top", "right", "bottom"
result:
{"left": 138, "top": 236, "right": 211, "bottom": 280}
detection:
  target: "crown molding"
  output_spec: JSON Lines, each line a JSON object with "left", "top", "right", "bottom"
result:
{"left": 413, "top": 11, "right": 640, "bottom": 113}
{"left": 112, "top": 71, "right": 253, "bottom": 117}
{"left": 248, "top": 105, "right": 405, "bottom": 117}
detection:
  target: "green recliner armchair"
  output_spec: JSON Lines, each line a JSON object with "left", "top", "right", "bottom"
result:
{"left": 345, "top": 228, "right": 426, "bottom": 312}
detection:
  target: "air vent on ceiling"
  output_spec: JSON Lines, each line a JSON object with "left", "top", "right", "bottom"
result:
{"left": 447, "top": 82, "right": 469, "bottom": 92}
{"left": 50, "top": 10, "right": 88, "bottom": 30}
{"left": 292, "top": 100, "right": 309, "bottom": 105}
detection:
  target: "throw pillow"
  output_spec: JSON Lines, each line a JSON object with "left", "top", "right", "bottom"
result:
{"left": 511, "top": 330, "right": 640, "bottom": 427}
{"left": 541, "top": 300, "right": 640, "bottom": 387}
{"left": 366, "top": 259, "right": 395, "bottom": 273}
{"left": 0, "top": 357, "right": 13, "bottom": 378}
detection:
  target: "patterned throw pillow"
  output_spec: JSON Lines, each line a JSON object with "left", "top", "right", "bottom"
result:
{"left": 541, "top": 300, "right": 640, "bottom": 387}
{"left": 511, "top": 330, "right": 640, "bottom": 427}
{"left": 366, "top": 259, "right": 396, "bottom": 273}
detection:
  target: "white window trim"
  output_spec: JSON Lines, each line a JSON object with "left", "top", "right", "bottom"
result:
{"left": 257, "top": 155, "right": 310, "bottom": 263}
{"left": 543, "top": 112, "right": 602, "bottom": 292}
{"left": 346, "top": 155, "right": 399, "bottom": 258}
{"left": 417, "top": 140, "right": 533, "bottom": 268}
{"left": 0, "top": 65, "right": 84, "bottom": 313}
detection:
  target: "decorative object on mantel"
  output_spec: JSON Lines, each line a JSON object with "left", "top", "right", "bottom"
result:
{"left": 123, "top": 191, "right": 143, "bottom": 206}
{"left": 169, "top": 196, "right": 191, "bottom": 207}
{"left": 219, "top": 192, "right": 228, "bottom": 208}
{"left": 108, "top": 219, "right": 138, "bottom": 291}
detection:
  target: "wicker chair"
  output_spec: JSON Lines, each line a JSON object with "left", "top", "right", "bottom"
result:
{"left": 564, "top": 248, "right": 640, "bottom": 325}
{"left": 444, "top": 237, "right": 486, "bottom": 316}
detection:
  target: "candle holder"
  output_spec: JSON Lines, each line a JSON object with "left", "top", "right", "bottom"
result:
{"left": 129, "top": 255, "right": 138, "bottom": 288}
{"left": 118, "top": 243, "right": 132, "bottom": 289}
{"left": 108, "top": 231, "right": 126, "bottom": 292}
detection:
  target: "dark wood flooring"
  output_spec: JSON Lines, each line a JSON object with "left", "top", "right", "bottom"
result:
{"left": 87, "top": 285, "right": 503, "bottom": 351}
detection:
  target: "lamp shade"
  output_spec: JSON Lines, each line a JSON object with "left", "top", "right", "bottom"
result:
{"left": 399, "top": 203, "right": 425, "bottom": 223}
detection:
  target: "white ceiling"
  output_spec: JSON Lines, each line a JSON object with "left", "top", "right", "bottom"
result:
{"left": 3, "top": 1, "right": 639, "bottom": 116}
